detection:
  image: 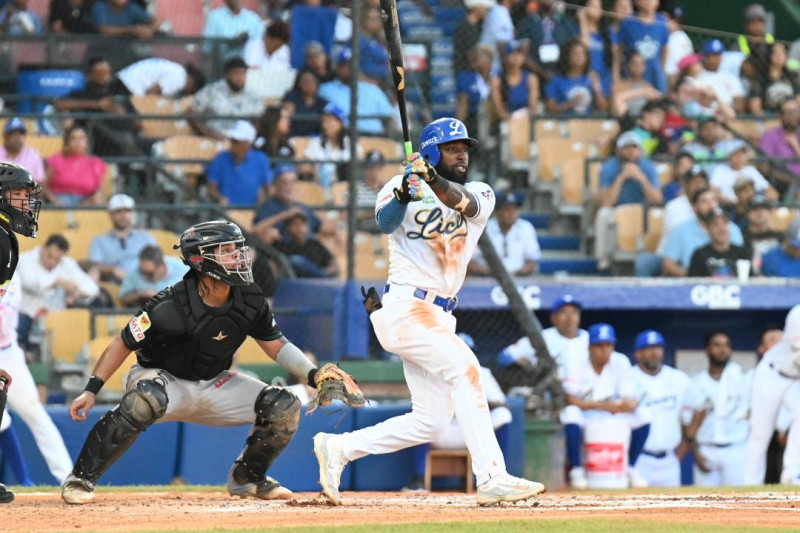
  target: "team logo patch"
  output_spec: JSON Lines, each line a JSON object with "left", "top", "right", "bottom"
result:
{"left": 128, "top": 312, "right": 152, "bottom": 342}
{"left": 481, "top": 190, "right": 493, "bottom": 200}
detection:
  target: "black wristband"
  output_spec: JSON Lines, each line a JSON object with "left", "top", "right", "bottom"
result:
{"left": 85, "top": 375, "right": 105, "bottom": 395}
{"left": 308, "top": 368, "right": 318, "bottom": 388}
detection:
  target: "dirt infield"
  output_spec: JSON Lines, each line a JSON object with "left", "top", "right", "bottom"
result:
{"left": 9, "top": 490, "right": 800, "bottom": 532}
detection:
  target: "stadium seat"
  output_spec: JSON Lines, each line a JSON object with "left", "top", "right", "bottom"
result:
{"left": 537, "top": 138, "right": 592, "bottom": 183}
{"left": 534, "top": 119, "right": 563, "bottom": 141}
{"left": 509, "top": 113, "right": 532, "bottom": 161}
{"left": 84, "top": 335, "right": 135, "bottom": 397}
{"left": 353, "top": 232, "right": 389, "bottom": 280}
{"left": 98, "top": 281, "right": 122, "bottom": 308}
{"left": 37, "top": 209, "right": 70, "bottom": 235}
{"left": 614, "top": 204, "right": 644, "bottom": 254}
{"left": 560, "top": 158, "right": 586, "bottom": 205}
{"left": 769, "top": 207, "right": 796, "bottom": 232}
{"left": 157, "top": 135, "right": 228, "bottom": 178}
{"left": 227, "top": 208, "right": 256, "bottom": 232}
{"left": 131, "top": 95, "right": 193, "bottom": 139}
{"left": 295, "top": 181, "right": 326, "bottom": 206}
{"left": 148, "top": 229, "right": 181, "bottom": 257}
{"left": 93, "top": 313, "right": 131, "bottom": 338}
{"left": 329, "top": 181, "right": 349, "bottom": 207}
{"left": 235, "top": 337, "right": 277, "bottom": 365}
{"left": 358, "top": 137, "right": 403, "bottom": 159}
{"left": 65, "top": 209, "right": 112, "bottom": 232}
{"left": 644, "top": 206, "right": 665, "bottom": 253}
{"left": 727, "top": 119, "right": 762, "bottom": 144}
{"left": 61, "top": 227, "right": 93, "bottom": 261}
{"left": 27, "top": 135, "right": 62, "bottom": 159}
{"left": 565, "top": 119, "right": 619, "bottom": 145}
{"left": 290, "top": 136, "right": 314, "bottom": 160}
{"left": 44, "top": 308, "right": 91, "bottom": 365}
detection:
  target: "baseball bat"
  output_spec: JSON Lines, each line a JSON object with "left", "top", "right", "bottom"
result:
{"left": 380, "top": 0, "right": 413, "bottom": 158}
{"left": 0, "top": 377, "right": 8, "bottom": 429}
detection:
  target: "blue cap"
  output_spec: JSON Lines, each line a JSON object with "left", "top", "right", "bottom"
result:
{"left": 551, "top": 294, "right": 582, "bottom": 314}
{"left": 588, "top": 323, "right": 616, "bottom": 345}
{"left": 273, "top": 163, "right": 297, "bottom": 177}
{"left": 496, "top": 191, "right": 521, "bottom": 209}
{"left": 703, "top": 39, "right": 725, "bottom": 55}
{"left": 3, "top": 117, "right": 27, "bottom": 134}
{"left": 505, "top": 40, "right": 524, "bottom": 55}
{"left": 635, "top": 330, "right": 665, "bottom": 351}
{"left": 336, "top": 47, "right": 353, "bottom": 65}
{"left": 323, "top": 102, "right": 348, "bottom": 124}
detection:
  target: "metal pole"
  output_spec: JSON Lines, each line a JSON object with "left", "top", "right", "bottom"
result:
{"left": 347, "top": 1, "right": 362, "bottom": 282}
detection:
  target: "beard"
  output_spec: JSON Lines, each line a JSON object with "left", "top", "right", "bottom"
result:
{"left": 642, "top": 360, "right": 661, "bottom": 372}
{"left": 226, "top": 79, "right": 244, "bottom": 93}
{"left": 709, "top": 355, "right": 729, "bottom": 370}
{"left": 436, "top": 162, "right": 468, "bottom": 185}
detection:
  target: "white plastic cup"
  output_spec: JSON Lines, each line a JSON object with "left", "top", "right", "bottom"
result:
{"left": 736, "top": 259, "right": 751, "bottom": 283}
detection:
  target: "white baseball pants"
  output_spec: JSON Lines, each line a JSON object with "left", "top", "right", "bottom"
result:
{"left": 694, "top": 441, "right": 746, "bottom": 486}
{"left": 340, "top": 294, "right": 506, "bottom": 485}
{"left": 635, "top": 452, "right": 681, "bottom": 487}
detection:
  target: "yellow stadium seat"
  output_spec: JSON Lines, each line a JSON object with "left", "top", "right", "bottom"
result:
{"left": 131, "top": 95, "right": 193, "bottom": 139}
{"left": 566, "top": 119, "right": 619, "bottom": 144}
{"left": 227, "top": 208, "right": 256, "bottom": 232}
{"left": 85, "top": 335, "right": 136, "bottom": 396}
{"left": 93, "top": 312, "right": 130, "bottom": 338}
{"left": 358, "top": 137, "right": 403, "bottom": 159}
{"left": 644, "top": 206, "right": 665, "bottom": 253}
{"left": 235, "top": 337, "right": 277, "bottom": 365}
{"left": 45, "top": 308, "right": 91, "bottom": 365}
{"left": 769, "top": 208, "right": 796, "bottom": 233}
{"left": 65, "top": 209, "right": 112, "bottom": 232}
{"left": 148, "top": 228, "right": 181, "bottom": 257}
{"left": 37, "top": 209, "right": 70, "bottom": 234}
{"left": 534, "top": 119, "right": 563, "bottom": 141}
{"left": 329, "top": 181, "right": 349, "bottom": 207}
{"left": 537, "top": 138, "right": 592, "bottom": 183}
{"left": 295, "top": 181, "right": 326, "bottom": 206}
{"left": 61, "top": 227, "right": 94, "bottom": 261}
{"left": 509, "top": 113, "right": 532, "bottom": 161}
{"left": 727, "top": 119, "right": 762, "bottom": 144}
{"left": 27, "top": 135, "right": 62, "bottom": 159}
{"left": 614, "top": 204, "right": 644, "bottom": 253}
{"left": 158, "top": 135, "right": 228, "bottom": 178}
{"left": 353, "top": 232, "right": 389, "bottom": 280}
{"left": 99, "top": 281, "right": 122, "bottom": 308}
{"left": 560, "top": 158, "right": 587, "bottom": 205}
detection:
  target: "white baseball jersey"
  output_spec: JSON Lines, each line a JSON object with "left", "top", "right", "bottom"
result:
{"left": 0, "top": 274, "right": 21, "bottom": 346}
{"left": 689, "top": 362, "right": 749, "bottom": 445}
{"left": 375, "top": 176, "right": 495, "bottom": 295}
{"left": 563, "top": 351, "right": 636, "bottom": 402}
{"left": 502, "top": 327, "right": 589, "bottom": 376}
{"left": 632, "top": 365, "right": 693, "bottom": 451}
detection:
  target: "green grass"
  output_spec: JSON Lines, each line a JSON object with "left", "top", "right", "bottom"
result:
{"left": 71, "top": 520, "right": 787, "bottom": 533}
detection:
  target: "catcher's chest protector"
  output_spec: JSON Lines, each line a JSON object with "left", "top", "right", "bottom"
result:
{"left": 162, "top": 279, "right": 261, "bottom": 380}
{"left": 0, "top": 226, "right": 18, "bottom": 290}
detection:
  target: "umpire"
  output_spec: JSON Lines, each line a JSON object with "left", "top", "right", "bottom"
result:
{"left": 0, "top": 162, "right": 44, "bottom": 503}
{"left": 62, "top": 221, "right": 325, "bottom": 504}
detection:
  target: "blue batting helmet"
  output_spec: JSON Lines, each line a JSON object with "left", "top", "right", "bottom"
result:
{"left": 419, "top": 118, "right": 478, "bottom": 167}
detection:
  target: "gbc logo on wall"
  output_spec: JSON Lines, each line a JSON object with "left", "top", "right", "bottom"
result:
{"left": 690, "top": 285, "right": 741, "bottom": 309}
{"left": 490, "top": 285, "right": 541, "bottom": 309}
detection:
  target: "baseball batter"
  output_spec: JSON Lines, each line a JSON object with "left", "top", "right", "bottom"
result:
{"left": 630, "top": 330, "right": 694, "bottom": 487}
{"left": 745, "top": 306, "right": 800, "bottom": 485}
{"left": 0, "top": 275, "right": 72, "bottom": 483}
{"left": 688, "top": 330, "right": 749, "bottom": 486}
{"left": 61, "top": 221, "right": 359, "bottom": 504}
{"left": 561, "top": 323, "right": 651, "bottom": 489}
{"left": 0, "top": 162, "right": 43, "bottom": 503}
{"left": 313, "top": 118, "right": 545, "bottom": 506}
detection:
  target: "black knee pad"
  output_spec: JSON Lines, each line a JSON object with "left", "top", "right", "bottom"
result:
{"left": 255, "top": 386, "right": 300, "bottom": 433}
{"left": 119, "top": 379, "right": 169, "bottom": 431}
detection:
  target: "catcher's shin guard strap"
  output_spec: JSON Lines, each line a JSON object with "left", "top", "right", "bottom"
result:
{"left": 275, "top": 342, "right": 316, "bottom": 384}
{"left": 233, "top": 387, "right": 301, "bottom": 483}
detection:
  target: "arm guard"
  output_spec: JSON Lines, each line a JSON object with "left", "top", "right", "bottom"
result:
{"left": 376, "top": 197, "right": 407, "bottom": 234}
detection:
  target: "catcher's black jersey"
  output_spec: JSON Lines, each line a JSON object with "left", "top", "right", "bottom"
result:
{"left": 0, "top": 224, "right": 19, "bottom": 299}
{"left": 120, "top": 273, "right": 283, "bottom": 381}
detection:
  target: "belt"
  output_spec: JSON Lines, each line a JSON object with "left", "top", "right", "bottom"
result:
{"left": 384, "top": 284, "right": 458, "bottom": 312}
{"left": 641, "top": 450, "right": 668, "bottom": 459}
{"left": 769, "top": 362, "right": 799, "bottom": 380}
{"left": 700, "top": 442, "right": 733, "bottom": 448}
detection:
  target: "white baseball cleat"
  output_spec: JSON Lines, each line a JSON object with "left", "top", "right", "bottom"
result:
{"left": 627, "top": 467, "right": 649, "bottom": 489}
{"left": 476, "top": 472, "right": 545, "bottom": 506}
{"left": 313, "top": 432, "right": 348, "bottom": 505}
{"left": 61, "top": 474, "right": 95, "bottom": 505}
{"left": 569, "top": 466, "right": 589, "bottom": 490}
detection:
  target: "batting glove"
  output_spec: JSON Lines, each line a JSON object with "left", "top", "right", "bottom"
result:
{"left": 404, "top": 152, "right": 438, "bottom": 184}
{"left": 393, "top": 173, "right": 423, "bottom": 204}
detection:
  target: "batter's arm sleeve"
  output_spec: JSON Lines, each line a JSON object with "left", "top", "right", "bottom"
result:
{"left": 375, "top": 176, "right": 406, "bottom": 234}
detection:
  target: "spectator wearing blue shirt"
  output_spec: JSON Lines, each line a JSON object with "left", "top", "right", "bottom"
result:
{"left": 577, "top": 0, "right": 619, "bottom": 99}
{"left": 490, "top": 40, "right": 539, "bottom": 122}
{"left": 661, "top": 187, "right": 745, "bottom": 277}
{"left": 619, "top": 0, "right": 669, "bottom": 92}
{"left": 119, "top": 245, "right": 189, "bottom": 307}
{"left": 595, "top": 131, "right": 662, "bottom": 270}
{"left": 204, "top": 0, "right": 264, "bottom": 57}
{"left": 207, "top": 120, "right": 272, "bottom": 207}
{"left": 359, "top": 6, "right": 389, "bottom": 82}
{"left": 762, "top": 219, "right": 800, "bottom": 278}
{"left": 545, "top": 39, "right": 607, "bottom": 116}
{"left": 0, "top": 0, "right": 44, "bottom": 35}
{"left": 253, "top": 164, "right": 323, "bottom": 244}
{"left": 456, "top": 44, "right": 493, "bottom": 141}
{"left": 88, "top": 194, "right": 157, "bottom": 283}
{"left": 318, "top": 48, "right": 394, "bottom": 135}
{"left": 91, "top": 0, "right": 156, "bottom": 39}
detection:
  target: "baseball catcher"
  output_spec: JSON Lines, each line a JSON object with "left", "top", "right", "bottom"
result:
{"left": 61, "top": 221, "right": 362, "bottom": 504}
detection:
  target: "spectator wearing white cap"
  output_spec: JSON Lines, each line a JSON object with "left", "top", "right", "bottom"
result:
{"left": 0, "top": 117, "right": 44, "bottom": 183}
{"left": 87, "top": 194, "right": 156, "bottom": 283}
{"left": 696, "top": 39, "right": 746, "bottom": 111}
{"left": 594, "top": 131, "right": 662, "bottom": 271}
{"left": 469, "top": 191, "right": 540, "bottom": 277}
{"left": 709, "top": 139, "right": 775, "bottom": 204}
{"left": 206, "top": 120, "right": 272, "bottom": 207}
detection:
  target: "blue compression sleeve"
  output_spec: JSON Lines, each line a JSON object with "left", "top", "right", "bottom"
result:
{"left": 376, "top": 197, "right": 407, "bottom": 234}
{"left": 629, "top": 424, "right": 650, "bottom": 466}
{"left": 564, "top": 423, "right": 583, "bottom": 468}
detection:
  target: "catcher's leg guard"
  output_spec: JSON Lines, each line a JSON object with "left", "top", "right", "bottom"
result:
{"left": 231, "top": 386, "right": 300, "bottom": 484}
{"left": 71, "top": 380, "right": 168, "bottom": 483}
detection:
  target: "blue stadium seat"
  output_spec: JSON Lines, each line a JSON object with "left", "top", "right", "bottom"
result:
{"left": 15, "top": 69, "right": 86, "bottom": 112}
{"left": 539, "top": 258, "right": 599, "bottom": 275}
{"left": 431, "top": 104, "right": 457, "bottom": 120}
{"left": 537, "top": 235, "right": 581, "bottom": 251}
{"left": 430, "top": 89, "right": 456, "bottom": 105}
{"left": 520, "top": 212, "right": 551, "bottom": 230}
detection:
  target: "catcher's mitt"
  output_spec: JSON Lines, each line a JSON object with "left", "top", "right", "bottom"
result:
{"left": 307, "top": 363, "right": 366, "bottom": 413}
